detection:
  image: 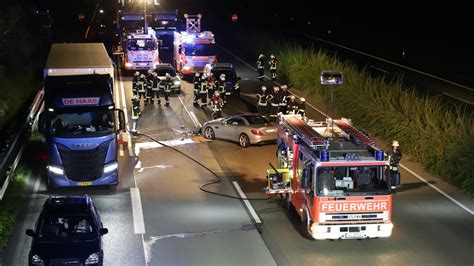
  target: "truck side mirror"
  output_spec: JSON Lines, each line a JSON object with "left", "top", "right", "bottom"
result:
{"left": 38, "top": 112, "right": 46, "bottom": 134}
{"left": 99, "top": 228, "right": 109, "bottom": 236}
{"left": 115, "top": 109, "right": 125, "bottom": 132}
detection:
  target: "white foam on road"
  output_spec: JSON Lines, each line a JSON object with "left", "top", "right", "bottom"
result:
{"left": 134, "top": 139, "right": 197, "bottom": 156}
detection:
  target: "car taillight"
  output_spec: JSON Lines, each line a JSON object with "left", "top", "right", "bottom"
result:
{"left": 251, "top": 129, "right": 265, "bottom": 136}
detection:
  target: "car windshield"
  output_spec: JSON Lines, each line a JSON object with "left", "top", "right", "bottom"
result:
{"left": 316, "top": 165, "right": 390, "bottom": 196}
{"left": 37, "top": 216, "right": 96, "bottom": 242}
{"left": 47, "top": 107, "right": 114, "bottom": 136}
{"left": 244, "top": 115, "right": 270, "bottom": 125}
{"left": 156, "top": 67, "right": 176, "bottom": 77}
{"left": 212, "top": 69, "right": 237, "bottom": 81}
{"left": 184, "top": 43, "right": 216, "bottom": 56}
{"left": 127, "top": 38, "right": 157, "bottom": 51}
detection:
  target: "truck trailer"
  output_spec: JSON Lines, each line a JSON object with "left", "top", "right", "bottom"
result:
{"left": 39, "top": 43, "right": 125, "bottom": 187}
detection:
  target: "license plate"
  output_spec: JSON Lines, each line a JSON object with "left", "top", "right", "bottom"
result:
{"left": 77, "top": 181, "right": 92, "bottom": 186}
{"left": 348, "top": 214, "right": 363, "bottom": 220}
{"left": 345, "top": 232, "right": 362, "bottom": 238}
{"left": 139, "top": 63, "right": 148, "bottom": 66}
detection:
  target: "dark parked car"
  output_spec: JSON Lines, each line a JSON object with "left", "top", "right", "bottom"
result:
{"left": 203, "top": 63, "right": 241, "bottom": 95}
{"left": 26, "top": 195, "right": 108, "bottom": 266}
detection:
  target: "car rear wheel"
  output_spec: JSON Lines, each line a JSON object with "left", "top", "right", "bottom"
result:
{"left": 204, "top": 127, "right": 215, "bottom": 140}
{"left": 239, "top": 133, "right": 250, "bottom": 147}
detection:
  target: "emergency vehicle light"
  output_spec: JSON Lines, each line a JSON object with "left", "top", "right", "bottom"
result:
{"left": 375, "top": 150, "right": 384, "bottom": 161}
{"left": 320, "top": 150, "right": 329, "bottom": 161}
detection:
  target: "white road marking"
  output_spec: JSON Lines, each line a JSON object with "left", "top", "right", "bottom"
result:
{"left": 130, "top": 187, "right": 146, "bottom": 234}
{"left": 232, "top": 181, "right": 262, "bottom": 224}
{"left": 177, "top": 95, "right": 201, "bottom": 127}
{"left": 399, "top": 164, "right": 474, "bottom": 215}
{"left": 303, "top": 34, "right": 474, "bottom": 93}
{"left": 223, "top": 46, "right": 474, "bottom": 216}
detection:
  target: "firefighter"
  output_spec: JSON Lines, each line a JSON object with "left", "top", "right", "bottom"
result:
{"left": 130, "top": 94, "right": 140, "bottom": 136}
{"left": 199, "top": 74, "right": 209, "bottom": 107}
{"left": 269, "top": 54, "right": 277, "bottom": 81}
{"left": 151, "top": 72, "right": 161, "bottom": 104}
{"left": 193, "top": 73, "right": 200, "bottom": 105}
{"left": 132, "top": 71, "right": 140, "bottom": 97}
{"left": 217, "top": 74, "right": 227, "bottom": 104}
{"left": 208, "top": 73, "right": 217, "bottom": 101}
{"left": 387, "top": 140, "right": 403, "bottom": 189}
{"left": 270, "top": 86, "right": 280, "bottom": 118}
{"left": 256, "top": 86, "right": 269, "bottom": 116}
{"left": 210, "top": 91, "right": 224, "bottom": 119}
{"left": 145, "top": 71, "right": 154, "bottom": 105}
{"left": 288, "top": 95, "right": 298, "bottom": 114}
{"left": 297, "top": 97, "right": 306, "bottom": 118}
{"left": 257, "top": 54, "right": 265, "bottom": 81}
{"left": 137, "top": 74, "right": 147, "bottom": 102}
{"left": 162, "top": 73, "right": 172, "bottom": 106}
{"left": 279, "top": 84, "right": 289, "bottom": 114}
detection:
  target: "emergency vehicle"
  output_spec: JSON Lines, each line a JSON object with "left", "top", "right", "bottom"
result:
{"left": 122, "top": 28, "right": 160, "bottom": 71}
{"left": 173, "top": 14, "right": 217, "bottom": 75}
{"left": 265, "top": 114, "right": 393, "bottom": 240}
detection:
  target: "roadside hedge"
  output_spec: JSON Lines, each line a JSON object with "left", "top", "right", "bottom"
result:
{"left": 275, "top": 45, "right": 474, "bottom": 195}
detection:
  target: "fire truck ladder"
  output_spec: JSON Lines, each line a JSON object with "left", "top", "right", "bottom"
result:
{"left": 334, "top": 119, "right": 377, "bottom": 147}
{"left": 281, "top": 115, "right": 330, "bottom": 150}
{"left": 184, "top": 13, "right": 201, "bottom": 33}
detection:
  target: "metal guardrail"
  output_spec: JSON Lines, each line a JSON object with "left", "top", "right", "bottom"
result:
{"left": 0, "top": 87, "right": 44, "bottom": 200}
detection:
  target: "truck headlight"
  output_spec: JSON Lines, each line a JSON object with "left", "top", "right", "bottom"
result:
{"left": 31, "top": 255, "right": 44, "bottom": 265}
{"left": 182, "top": 65, "right": 192, "bottom": 71}
{"left": 125, "top": 62, "right": 133, "bottom": 68}
{"left": 103, "top": 162, "right": 118, "bottom": 173}
{"left": 85, "top": 252, "right": 100, "bottom": 265}
{"left": 48, "top": 165, "right": 64, "bottom": 175}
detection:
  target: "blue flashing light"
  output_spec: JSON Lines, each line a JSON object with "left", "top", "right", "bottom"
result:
{"left": 320, "top": 150, "right": 329, "bottom": 162}
{"left": 375, "top": 150, "right": 384, "bottom": 161}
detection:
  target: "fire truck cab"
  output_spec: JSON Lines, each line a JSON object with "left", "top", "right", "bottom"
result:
{"left": 173, "top": 14, "right": 217, "bottom": 76}
{"left": 266, "top": 115, "right": 393, "bottom": 240}
{"left": 123, "top": 28, "right": 160, "bottom": 71}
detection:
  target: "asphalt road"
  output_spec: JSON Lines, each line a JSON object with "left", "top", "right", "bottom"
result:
{"left": 2, "top": 38, "right": 473, "bottom": 266}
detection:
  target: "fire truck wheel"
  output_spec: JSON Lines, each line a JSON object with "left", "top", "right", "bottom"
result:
{"left": 239, "top": 133, "right": 250, "bottom": 147}
{"left": 204, "top": 127, "right": 215, "bottom": 140}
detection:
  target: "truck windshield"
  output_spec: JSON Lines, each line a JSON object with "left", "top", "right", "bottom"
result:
{"left": 47, "top": 108, "right": 114, "bottom": 136}
{"left": 184, "top": 43, "right": 216, "bottom": 56}
{"left": 316, "top": 165, "right": 390, "bottom": 196}
{"left": 121, "top": 20, "right": 144, "bottom": 33}
{"left": 127, "top": 38, "right": 157, "bottom": 51}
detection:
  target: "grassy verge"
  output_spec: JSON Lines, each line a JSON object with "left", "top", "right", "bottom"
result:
{"left": 0, "top": 164, "right": 29, "bottom": 247}
{"left": 273, "top": 44, "right": 474, "bottom": 195}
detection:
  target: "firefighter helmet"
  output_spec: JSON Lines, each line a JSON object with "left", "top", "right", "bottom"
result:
{"left": 270, "top": 54, "right": 275, "bottom": 59}
{"left": 134, "top": 71, "right": 139, "bottom": 76}
{"left": 214, "top": 91, "right": 220, "bottom": 96}
{"left": 259, "top": 54, "right": 264, "bottom": 59}
{"left": 220, "top": 74, "right": 226, "bottom": 80}
{"left": 392, "top": 140, "right": 400, "bottom": 147}
{"left": 281, "top": 84, "right": 288, "bottom": 90}
{"left": 300, "top": 97, "right": 305, "bottom": 102}
{"left": 165, "top": 73, "right": 171, "bottom": 79}
{"left": 147, "top": 69, "right": 153, "bottom": 74}
{"left": 195, "top": 72, "right": 200, "bottom": 77}
{"left": 140, "top": 74, "right": 145, "bottom": 78}
{"left": 261, "top": 86, "right": 267, "bottom": 91}
{"left": 289, "top": 95, "right": 295, "bottom": 100}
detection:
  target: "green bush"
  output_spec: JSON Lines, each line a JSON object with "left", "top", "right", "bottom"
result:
{"left": 275, "top": 44, "right": 474, "bottom": 195}
{"left": 0, "top": 165, "right": 29, "bottom": 247}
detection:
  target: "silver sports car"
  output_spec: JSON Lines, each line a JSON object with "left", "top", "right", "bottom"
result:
{"left": 201, "top": 114, "right": 277, "bottom": 147}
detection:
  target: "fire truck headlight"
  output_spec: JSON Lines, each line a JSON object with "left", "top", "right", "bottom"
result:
{"left": 311, "top": 223, "right": 328, "bottom": 234}
{"left": 125, "top": 62, "right": 133, "bottom": 68}
{"left": 182, "top": 66, "right": 192, "bottom": 72}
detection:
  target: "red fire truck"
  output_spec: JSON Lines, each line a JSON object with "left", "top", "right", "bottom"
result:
{"left": 173, "top": 14, "right": 217, "bottom": 76}
{"left": 265, "top": 115, "right": 393, "bottom": 240}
